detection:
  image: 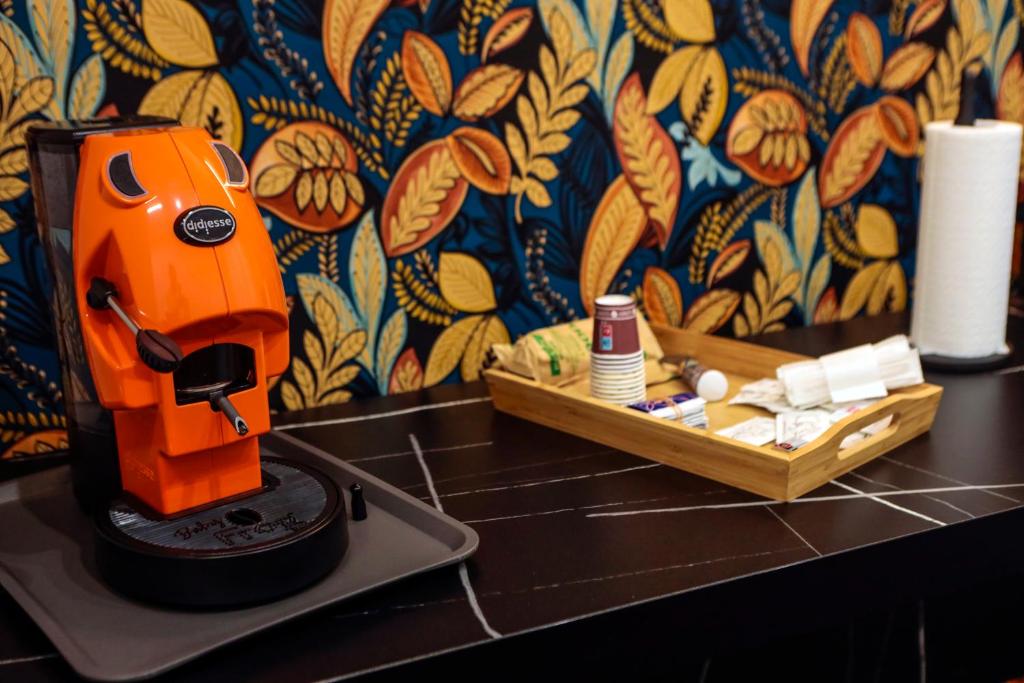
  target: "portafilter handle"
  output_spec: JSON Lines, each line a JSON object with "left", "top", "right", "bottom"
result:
{"left": 87, "top": 277, "right": 183, "bottom": 374}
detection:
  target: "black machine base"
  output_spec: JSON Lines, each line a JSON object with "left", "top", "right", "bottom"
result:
{"left": 94, "top": 457, "right": 347, "bottom": 608}
{"left": 920, "top": 343, "right": 1014, "bottom": 373}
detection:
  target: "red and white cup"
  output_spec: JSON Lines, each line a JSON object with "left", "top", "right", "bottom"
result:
{"left": 592, "top": 295, "right": 640, "bottom": 356}
{"left": 590, "top": 295, "right": 645, "bottom": 403}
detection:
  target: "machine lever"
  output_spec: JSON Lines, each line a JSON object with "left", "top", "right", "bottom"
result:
{"left": 210, "top": 390, "right": 249, "bottom": 436}
{"left": 88, "top": 277, "right": 183, "bottom": 374}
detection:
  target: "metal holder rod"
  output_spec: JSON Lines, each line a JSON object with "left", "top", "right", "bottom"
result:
{"left": 210, "top": 390, "right": 249, "bottom": 436}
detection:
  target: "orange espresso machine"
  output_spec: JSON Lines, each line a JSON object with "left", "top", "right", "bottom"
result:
{"left": 27, "top": 118, "right": 347, "bottom": 607}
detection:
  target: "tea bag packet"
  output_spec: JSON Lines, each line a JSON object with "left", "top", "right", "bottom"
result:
{"left": 715, "top": 416, "right": 776, "bottom": 446}
{"left": 728, "top": 379, "right": 793, "bottom": 413}
{"left": 774, "top": 409, "right": 831, "bottom": 451}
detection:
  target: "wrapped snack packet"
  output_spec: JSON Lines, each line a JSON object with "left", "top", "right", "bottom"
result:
{"left": 491, "top": 314, "right": 664, "bottom": 386}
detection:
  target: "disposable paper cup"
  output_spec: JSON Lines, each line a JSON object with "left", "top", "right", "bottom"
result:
{"left": 592, "top": 295, "right": 640, "bottom": 355}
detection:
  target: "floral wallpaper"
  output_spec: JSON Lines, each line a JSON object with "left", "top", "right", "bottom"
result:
{"left": 0, "top": 0, "right": 1020, "bottom": 458}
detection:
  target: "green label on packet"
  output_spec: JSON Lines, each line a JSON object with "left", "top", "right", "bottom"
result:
{"left": 532, "top": 333, "right": 561, "bottom": 376}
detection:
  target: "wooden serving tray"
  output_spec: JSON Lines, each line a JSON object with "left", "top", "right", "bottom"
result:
{"left": 484, "top": 325, "right": 943, "bottom": 501}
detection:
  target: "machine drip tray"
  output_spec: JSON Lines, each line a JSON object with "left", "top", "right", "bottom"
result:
{"left": 0, "top": 432, "right": 479, "bottom": 681}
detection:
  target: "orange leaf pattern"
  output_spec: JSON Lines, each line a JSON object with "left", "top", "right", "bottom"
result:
{"left": 452, "top": 64, "right": 524, "bottom": 121}
{"left": 446, "top": 127, "right": 512, "bottom": 195}
{"left": 613, "top": 74, "right": 681, "bottom": 251}
{"left": 402, "top": 31, "right": 452, "bottom": 116}
{"left": 819, "top": 106, "right": 886, "bottom": 208}
{"left": 579, "top": 176, "right": 647, "bottom": 315}
{"left": 380, "top": 140, "right": 468, "bottom": 256}
{"left": 643, "top": 266, "right": 683, "bottom": 327}
{"left": 482, "top": 8, "right": 534, "bottom": 62}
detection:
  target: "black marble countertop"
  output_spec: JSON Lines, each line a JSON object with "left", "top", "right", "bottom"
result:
{"left": 2, "top": 312, "right": 1024, "bottom": 681}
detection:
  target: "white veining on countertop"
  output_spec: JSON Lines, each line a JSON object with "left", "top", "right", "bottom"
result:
{"left": 402, "top": 450, "right": 615, "bottom": 492}
{"left": 436, "top": 463, "right": 661, "bottom": 499}
{"left": 274, "top": 396, "right": 492, "bottom": 431}
{"left": 348, "top": 441, "right": 494, "bottom": 464}
{"left": 462, "top": 496, "right": 673, "bottom": 525}
{"left": 878, "top": 456, "right": 1022, "bottom": 503}
{"left": 409, "top": 433, "right": 501, "bottom": 639}
{"left": 829, "top": 480, "right": 946, "bottom": 526}
{"left": 0, "top": 653, "right": 58, "bottom": 667}
{"left": 586, "top": 483, "right": 1024, "bottom": 518}
{"left": 845, "top": 471, "right": 974, "bottom": 519}
{"left": 763, "top": 505, "right": 822, "bottom": 556}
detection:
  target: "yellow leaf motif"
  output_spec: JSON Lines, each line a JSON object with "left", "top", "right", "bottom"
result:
{"left": 349, "top": 213, "right": 385, "bottom": 369}
{"left": 793, "top": 168, "right": 821, "bottom": 293}
{"left": 296, "top": 273, "right": 359, "bottom": 345}
{"left": 868, "top": 261, "right": 906, "bottom": 315}
{"left": 313, "top": 172, "right": 329, "bottom": 212}
{"left": 8, "top": 77, "right": 54, "bottom": 124}
{"left": 790, "top": 0, "right": 835, "bottom": 76}
{"left": 840, "top": 260, "right": 888, "bottom": 320}
{"left": 323, "top": 0, "right": 389, "bottom": 105}
{"left": 685, "top": 289, "right": 741, "bottom": 333}
{"left": 254, "top": 165, "right": 297, "bottom": 197}
{"left": 375, "top": 310, "right": 407, "bottom": 392}
{"left": 280, "top": 381, "right": 303, "bottom": 411}
{"left": 915, "top": 1, "right": 991, "bottom": 129}
{"left": 855, "top": 205, "right": 899, "bottom": 258}
{"left": 30, "top": 0, "right": 71, "bottom": 118}
{"left": 452, "top": 64, "right": 524, "bottom": 121}
{"left": 424, "top": 315, "right": 484, "bottom": 386}
{"left": 0, "top": 177, "right": 27, "bottom": 202}
{"left": 68, "top": 55, "right": 105, "bottom": 119}
{"left": 141, "top": 0, "right": 218, "bottom": 68}
{"left": 579, "top": 176, "right": 647, "bottom": 315}
{"left": 506, "top": 6, "right": 596, "bottom": 222}
{"left": 678, "top": 46, "right": 728, "bottom": 145}
{"left": 438, "top": 252, "right": 497, "bottom": 313}
{"left": 662, "top": 0, "right": 716, "bottom": 43}
{"left": 731, "top": 127, "right": 763, "bottom": 155}
{"left": 461, "top": 315, "right": 510, "bottom": 381}
{"left": 139, "top": 71, "right": 243, "bottom": 150}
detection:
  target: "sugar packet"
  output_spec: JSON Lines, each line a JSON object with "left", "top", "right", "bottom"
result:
{"left": 774, "top": 409, "right": 831, "bottom": 452}
{"left": 715, "top": 416, "right": 776, "bottom": 446}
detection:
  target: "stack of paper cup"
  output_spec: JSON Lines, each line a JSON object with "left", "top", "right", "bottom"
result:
{"left": 590, "top": 295, "right": 646, "bottom": 404}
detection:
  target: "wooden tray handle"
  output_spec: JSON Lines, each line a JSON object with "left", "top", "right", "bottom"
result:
{"left": 815, "top": 389, "right": 931, "bottom": 462}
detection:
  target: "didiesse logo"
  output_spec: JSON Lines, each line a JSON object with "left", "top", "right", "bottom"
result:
{"left": 175, "top": 206, "right": 236, "bottom": 246}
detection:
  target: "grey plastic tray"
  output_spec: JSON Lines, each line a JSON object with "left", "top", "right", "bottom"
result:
{"left": 0, "top": 431, "right": 478, "bottom": 681}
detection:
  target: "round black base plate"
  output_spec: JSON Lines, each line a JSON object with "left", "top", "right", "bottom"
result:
{"left": 94, "top": 457, "right": 347, "bottom": 609}
{"left": 920, "top": 343, "right": 1014, "bottom": 374}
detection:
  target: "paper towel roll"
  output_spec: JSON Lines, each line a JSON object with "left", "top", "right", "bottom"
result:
{"left": 910, "top": 119, "right": 1023, "bottom": 359}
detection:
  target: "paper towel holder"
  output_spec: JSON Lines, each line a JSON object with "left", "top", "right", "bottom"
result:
{"left": 917, "top": 60, "right": 1015, "bottom": 373}
{"left": 919, "top": 345, "right": 1014, "bottom": 373}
